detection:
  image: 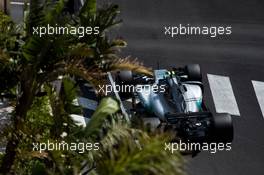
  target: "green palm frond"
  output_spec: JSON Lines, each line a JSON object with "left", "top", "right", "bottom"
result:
{"left": 26, "top": 0, "right": 66, "bottom": 34}
{"left": 84, "top": 97, "right": 120, "bottom": 140}
{"left": 44, "top": 0, "right": 66, "bottom": 24}
{"left": 105, "top": 57, "right": 153, "bottom": 76}
{"left": 96, "top": 133, "right": 185, "bottom": 175}
{"left": 61, "top": 77, "right": 82, "bottom": 115}
{"left": 0, "top": 11, "right": 14, "bottom": 33}
{"left": 79, "top": 4, "right": 121, "bottom": 43}
{"left": 80, "top": 0, "right": 97, "bottom": 16}
{"left": 0, "top": 11, "right": 17, "bottom": 50}
{"left": 95, "top": 4, "right": 121, "bottom": 31}
{"left": 99, "top": 116, "right": 147, "bottom": 151}
{"left": 69, "top": 43, "right": 95, "bottom": 58}
{"left": 64, "top": 60, "right": 104, "bottom": 86}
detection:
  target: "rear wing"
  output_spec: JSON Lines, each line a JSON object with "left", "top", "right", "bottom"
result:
{"left": 165, "top": 111, "right": 212, "bottom": 124}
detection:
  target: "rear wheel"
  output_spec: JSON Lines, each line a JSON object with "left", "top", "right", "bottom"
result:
{"left": 185, "top": 64, "right": 202, "bottom": 81}
{"left": 211, "top": 113, "right": 233, "bottom": 142}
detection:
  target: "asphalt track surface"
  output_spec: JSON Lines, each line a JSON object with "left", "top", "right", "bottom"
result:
{"left": 8, "top": 1, "right": 264, "bottom": 175}
{"left": 111, "top": 1, "right": 264, "bottom": 175}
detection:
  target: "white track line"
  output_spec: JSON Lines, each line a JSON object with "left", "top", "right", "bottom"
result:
{"left": 252, "top": 81, "right": 264, "bottom": 118}
{"left": 207, "top": 74, "right": 240, "bottom": 116}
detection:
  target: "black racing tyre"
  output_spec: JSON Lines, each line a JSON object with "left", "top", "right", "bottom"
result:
{"left": 211, "top": 113, "right": 233, "bottom": 143}
{"left": 185, "top": 64, "right": 202, "bottom": 81}
{"left": 116, "top": 70, "right": 133, "bottom": 84}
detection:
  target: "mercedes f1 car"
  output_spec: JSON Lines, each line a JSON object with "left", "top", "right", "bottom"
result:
{"left": 113, "top": 64, "right": 233, "bottom": 144}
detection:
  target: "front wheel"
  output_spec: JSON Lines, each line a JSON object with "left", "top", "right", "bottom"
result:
{"left": 185, "top": 64, "right": 202, "bottom": 81}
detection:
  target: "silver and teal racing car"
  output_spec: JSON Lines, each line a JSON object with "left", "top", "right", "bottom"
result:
{"left": 113, "top": 64, "right": 233, "bottom": 145}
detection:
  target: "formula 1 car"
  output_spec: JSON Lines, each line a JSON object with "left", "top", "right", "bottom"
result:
{"left": 114, "top": 64, "right": 233, "bottom": 144}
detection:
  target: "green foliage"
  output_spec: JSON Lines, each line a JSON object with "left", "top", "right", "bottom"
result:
{"left": 25, "top": 96, "right": 53, "bottom": 139}
{"left": 62, "top": 77, "right": 82, "bottom": 115}
{"left": 31, "top": 160, "right": 47, "bottom": 175}
{"left": 97, "top": 135, "right": 184, "bottom": 175}
{"left": 0, "top": 0, "right": 184, "bottom": 174}
{"left": 0, "top": 11, "right": 14, "bottom": 34}
{"left": 84, "top": 97, "right": 120, "bottom": 139}
{"left": 80, "top": 0, "right": 97, "bottom": 16}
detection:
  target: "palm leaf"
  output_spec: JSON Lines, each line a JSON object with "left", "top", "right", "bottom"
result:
{"left": 97, "top": 134, "right": 185, "bottom": 175}
{"left": 80, "top": 0, "right": 97, "bottom": 16}
{"left": 84, "top": 97, "right": 120, "bottom": 139}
